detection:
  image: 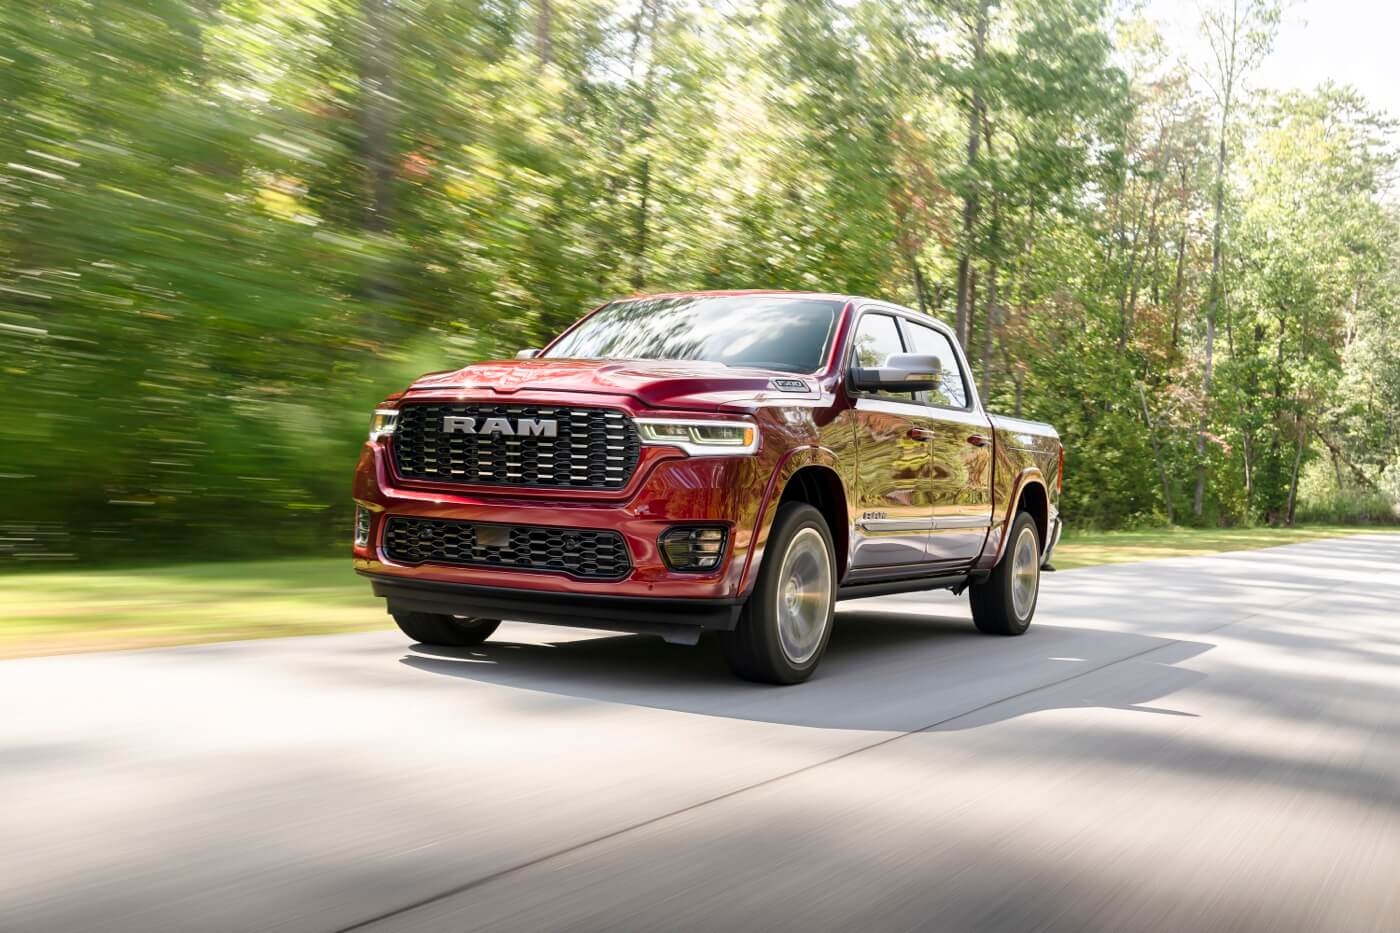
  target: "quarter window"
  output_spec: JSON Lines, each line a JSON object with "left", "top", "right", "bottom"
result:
{"left": 903, "top": 321, "right": 969, "bottom": 408}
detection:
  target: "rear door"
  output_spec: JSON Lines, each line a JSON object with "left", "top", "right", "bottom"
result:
{"left": 900, "top": 318, "right": 994, "bottom": 564}
{"left": 846, "top": 310, "right": 941, "bottom": 571}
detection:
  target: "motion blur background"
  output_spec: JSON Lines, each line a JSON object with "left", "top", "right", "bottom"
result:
{"left": 2, "top": 0, "right": 1398, "bottom": 568}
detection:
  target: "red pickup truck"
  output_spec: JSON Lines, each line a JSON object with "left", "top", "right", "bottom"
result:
{"left": 353, "top": 291, "right": 1062, "bottom": 683}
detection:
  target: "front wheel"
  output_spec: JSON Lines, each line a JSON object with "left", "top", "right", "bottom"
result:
{"left": 721, "top": 502, "right": 837, "bottom": 685}
{"left": 392, "top": 611, "right": 501, "bottom": 647}
{"left": 969, "top": 512, "right": 1041, "bottom": 635}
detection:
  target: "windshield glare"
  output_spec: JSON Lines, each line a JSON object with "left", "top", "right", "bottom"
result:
{"left": 543, "top": 296, "right": 842, "bottom": 373}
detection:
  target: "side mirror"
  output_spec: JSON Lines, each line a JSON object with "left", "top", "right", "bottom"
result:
{"left": 516, "top": 348, "right": 541, "bottom": 360}
{"left": 849, "top": 353, "right": 943, "bottom": 393}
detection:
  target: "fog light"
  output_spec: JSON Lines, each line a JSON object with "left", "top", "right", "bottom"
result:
{"left": 354, "top": 505, "right": 372, "bottom": 548}
{"left": 660, "top": 526, "right": 728, "bottom": 572}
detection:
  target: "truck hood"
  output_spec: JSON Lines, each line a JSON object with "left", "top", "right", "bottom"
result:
{"left": 405, "top": 358, "right": 822, "bottom": 411}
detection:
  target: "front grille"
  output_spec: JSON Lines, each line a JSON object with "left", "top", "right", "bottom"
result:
{"left": 383, "top": 516, "right": 631, "bottom": 580}
{"left": 392, "top": 403, "right": 640, "bottom": 489}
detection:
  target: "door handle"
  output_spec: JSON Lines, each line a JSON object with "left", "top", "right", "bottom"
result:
{"left": 967, "top": 434, "right": 991, "bottom": 447}
{"left": 907, "top": 427, "right": 935, "bottom": 441}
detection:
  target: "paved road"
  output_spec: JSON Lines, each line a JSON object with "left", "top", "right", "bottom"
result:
{"left": 3, "top": 536, "right": 1398, "bottom": 933}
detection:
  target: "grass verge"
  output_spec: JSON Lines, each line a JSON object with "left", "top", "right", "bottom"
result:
{"left": 2, "top": 525, "right": 1395, "bottom": 658}
{"left": 1, "top": 558, "right": 382, "bottom": 659}
{"left": 1052, "top": 524, "right": 1398, "bottom": 570}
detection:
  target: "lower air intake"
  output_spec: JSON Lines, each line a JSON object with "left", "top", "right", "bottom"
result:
{"left": 383, "top": 516, "right": 631, "bottom": 581}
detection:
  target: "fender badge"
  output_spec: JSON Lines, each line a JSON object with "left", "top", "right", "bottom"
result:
{"left": 771, "top": 378, "right": 809, "bottom": 392}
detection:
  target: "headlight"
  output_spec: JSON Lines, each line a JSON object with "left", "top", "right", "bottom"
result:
{"left": 635, "top": 418, "right": 759, "bottom": 456}
{"left": 368, "top": 409, "right": 399, "bottom": 441}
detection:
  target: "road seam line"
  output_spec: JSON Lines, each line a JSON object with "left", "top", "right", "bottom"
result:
{"left": 336, "top": 579, "right": 1352, "bottom": 931}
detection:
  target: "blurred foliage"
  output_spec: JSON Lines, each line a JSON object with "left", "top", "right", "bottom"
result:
{"left": 0, "top": 0, "right": 1397, "bottom": 563}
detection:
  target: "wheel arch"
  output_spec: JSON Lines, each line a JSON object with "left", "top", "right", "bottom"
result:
{"left": 779, "top": 465, "right": 849, "bottom": 579}
{"left": 1017, "top": 480, "right": 1049, "bottom": 550}
{"left": 740, "top": 449, "right": 849, "bottom": 596}
{"left": 990, "top": 468, "right": 1050, "bottom": 566}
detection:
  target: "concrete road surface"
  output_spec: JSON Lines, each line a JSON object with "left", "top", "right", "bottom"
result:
{"left": 3, "top": 536, "right": 1398, "bottom": 933}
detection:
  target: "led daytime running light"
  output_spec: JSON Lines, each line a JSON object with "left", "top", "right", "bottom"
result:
{"left": 635, "top": 419, "right": 759, "bottom": 456}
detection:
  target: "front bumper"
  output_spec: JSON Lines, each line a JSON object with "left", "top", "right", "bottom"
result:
{"left": 352, "top": 434, "right": 774, "bottom": 603}
{"left": 363, "top": 573, "right": 743, "bottom": 644}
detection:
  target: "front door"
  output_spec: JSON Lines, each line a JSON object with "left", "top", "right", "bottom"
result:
{"left": 902, "top": 318, "right": 994, "bottom": 563}
{"left": 847, "top": 312, "right": 939, "bottom": 570}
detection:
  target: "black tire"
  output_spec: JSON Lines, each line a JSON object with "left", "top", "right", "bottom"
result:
{"left": 721, "top": 502, "right": 837, "bottom": 685}
{"left": 969, "top": 511, "right": 1040, "bottom": 636}
{"left": 391, "top": 611, "right": 501, "bottom": 647}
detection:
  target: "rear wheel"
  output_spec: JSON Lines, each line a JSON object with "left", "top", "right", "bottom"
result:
{"left": 391, "top": 611, "right": 500, "bottom": 647}
{"left": 969, "top": 511, "right": 1040, "bottom": 636}
{"left": 721, "top": 503, "right": 836, "bottom": 685}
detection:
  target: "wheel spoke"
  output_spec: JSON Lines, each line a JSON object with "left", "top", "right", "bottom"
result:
{"left": 775, "top": 527, "right": 833, "bottom": 665}
{"left": 1010, "top": 526, "right": 1039, "bottom": 619}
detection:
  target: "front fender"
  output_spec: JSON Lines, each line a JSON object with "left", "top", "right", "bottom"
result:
{"left": 737, "top": 446, "right": 846, "bottom": 597}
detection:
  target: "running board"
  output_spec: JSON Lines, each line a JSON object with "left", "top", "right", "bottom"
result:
{"left": 837, "top": 573, "right": 971, "bottom": 601}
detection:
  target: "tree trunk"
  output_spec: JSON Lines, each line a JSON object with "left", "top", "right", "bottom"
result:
{"left": 1193, "top": 96, "right": 1230, "bottom": 519}
{"left": 1140, "top": 383, "right": 1174, "bottom": 524}
{"left": 1123, "top": 177, "right": 1162, "bottom": 351}
{"left": 953, "top": 0, "right": 989, "bottom": 351}
{"left": 1116, "top": 164, "right": 1155, "bottom": 352}
{"left": 1344, "top": 280, "right": 1361, "bottom": 351}
{"left": 359, "top": 0, "right": 397, "bottom": 236}
{"left": 628, "top": 0, "right": 662, "bottom": 289}
{"left": 980, "top": 124, "right": 1000, "bottom": 387}
{"left": 1285, "top": 411, "right": 1305, "bottom": 527}
{"left": 1313, "top": 427, "right": 1377, "bottom": 490}
{"left": 1170, "top": 215, "right": 1187, "bottom": 356}
{"left": 966, "top": 267, "right": 978, "bottom": 357}
{"left": 1245, "top": 427, "right": 1256, "bottom": 497}
{"left": 535, "top": 0, "right": 554, "bottom": 68}
{"left": 981, "top": 259, "right": 998, "bottom": 389}
{"left": 911, "top": 256, "right": 930, "bottom": 315}
{"left": 631, "top": 153, "right": 651, "bottom": 289}
{"left": 1262, "top": 314, "right": 1287, "bottom": 519}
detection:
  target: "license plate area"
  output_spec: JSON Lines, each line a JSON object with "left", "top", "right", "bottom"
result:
{"left": 475, "top": 524, "right": 511, "bottom": 549}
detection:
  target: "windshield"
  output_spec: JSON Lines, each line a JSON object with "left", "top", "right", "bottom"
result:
{"left": 543, "top": 296, "right": 842, "bottom": 373}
